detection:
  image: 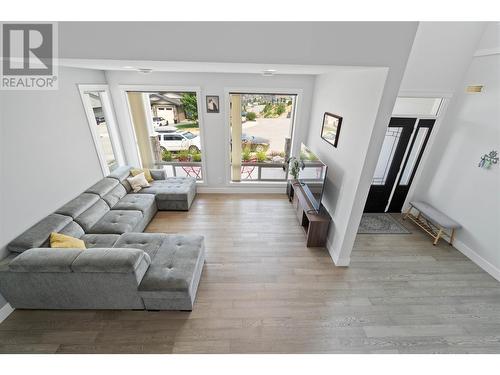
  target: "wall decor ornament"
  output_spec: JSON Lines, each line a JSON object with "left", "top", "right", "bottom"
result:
{"left": 478, "top": 150, "right": 499, "bottom": 169}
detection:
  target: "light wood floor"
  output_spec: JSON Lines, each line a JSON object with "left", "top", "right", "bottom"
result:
{"left": 1, "top": 194, "right": 499, "bottom": 353}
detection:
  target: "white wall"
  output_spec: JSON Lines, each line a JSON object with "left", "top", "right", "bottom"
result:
{"left": 476, "top": 22, "right": 500, "bottom": 52}
{"left": 305, "top": 69, "right": 388, "bottom": 265}
{"left": 105, "top": 71, "right": 315, "bottom": 190}
{"left": 400, "top": 22, "right": 486, "bottom": 94}
{"left": 410, "top": 23, "right": 500, "bottom": 280}
{"left": 0, "top": 66, "right": 107, "bottom": 308}
{"left": 0, "top": 66, "right": 107, "bottom": 256}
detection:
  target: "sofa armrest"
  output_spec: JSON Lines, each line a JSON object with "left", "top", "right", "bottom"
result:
{"left": 71, "top": 248, "right": 151, "bottom": 283}
{"left": 9, "top": 248, "right": 83, "bottom": 273}
{"left": 150, "top": 169, "right": 166, "bottom": 180}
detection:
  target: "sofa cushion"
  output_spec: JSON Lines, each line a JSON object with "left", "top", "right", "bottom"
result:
{"left": 113, "top": 232, "right": 167, "bottom": 258}
{"left": 139, "top": 234, "right": 204, "bottom": 292}
{"left": 71, "top": 248, "right": 151, "bottom": 274}
{"left": 88, "top": 210, "right": 143, "bottom": 234}
{"left": 108, "top": 165, "right": 133, "bottom": 193}
{"left": 130, "top": 168, "right": 153, "bottom": 183}
{"left": 127, "top": 173, "right": 150, "bottom": 193}
{"left": 75, "top": 199, "right": 110, "bottom": 232}
{"left": 80, "top": 234, "right": 120, "bottom": 248}
{"left": 137, "top": 178, "right": 196, "bottom": 201}
{"left": 50, "top": 232, "right": 86, "bottom": 249}
{"left": 150, "top": 169, "right": 166, "bottom": 180}
{"left": 58, "top": 221, "right": 85, "bottom": 239}
{"left": 55, "top": 193, "right": 99, "bottom": 219}
{"left": 9, "top": 248, "right": 83, "bottom": 273}
{"left": 102, "top": 184, "right": 127, "bottom": 208}
{"left": 8, "top": 214, "right": 73, "bottom": 253}
{"left": 112, "top": 194, "right": 156, "bottom": 214}
{"left": 86, "top": 177, "right": 119, "bottom": 197}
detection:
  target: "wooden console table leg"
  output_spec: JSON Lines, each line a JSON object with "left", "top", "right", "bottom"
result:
{"left": 433, "top": 228, "right": 443, "bottom": 246}
{"left": 403, "top": 206, "right": 412, "bottom": 220}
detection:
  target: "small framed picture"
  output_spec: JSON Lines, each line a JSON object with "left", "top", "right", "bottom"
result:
{"left": 321, "top": 112, "right": 342, "bottom": 148}
{"left": 206, "top": 95, "right": 220, "bottom": 113}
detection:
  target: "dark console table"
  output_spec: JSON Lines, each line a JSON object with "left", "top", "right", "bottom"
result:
{"left": 287, "top": 180, "right": 331, "bottom": 247}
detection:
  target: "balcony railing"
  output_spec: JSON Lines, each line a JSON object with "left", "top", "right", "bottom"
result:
{"left": 154, "top": 161, "right": 204, "bottom": 180}
{"left": 153, "top": 160, "right": 324, "bottom": 183}
{"left": 240, "top": 162, "right": 288, "bottom": 181}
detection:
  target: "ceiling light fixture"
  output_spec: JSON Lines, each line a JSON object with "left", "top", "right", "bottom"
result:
{"left": 262, "top": 69, "right": 276, "bottom": 76}
{"left": 137, "top": 68, "right": 153, "bottom": 74}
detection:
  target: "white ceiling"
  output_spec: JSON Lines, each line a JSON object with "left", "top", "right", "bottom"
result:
{"left": 400, "top": 22, "right": 487, "bottom": 93}
{"left": 58, "top": 22, "right": 418, "bottom": 71}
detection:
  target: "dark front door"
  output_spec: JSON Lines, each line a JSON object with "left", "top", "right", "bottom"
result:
{"left": 388, "top": 119, "right": 434, "bottom": 212}
{"left": 364, "top": 117, "right": 416, "bottom": 213}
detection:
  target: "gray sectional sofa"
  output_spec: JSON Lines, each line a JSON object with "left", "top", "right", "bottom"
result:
{"left": 0, "top": 166, "right": 204, "bottom": 311}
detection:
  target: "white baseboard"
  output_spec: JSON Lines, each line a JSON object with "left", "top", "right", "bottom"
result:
{"left": 198, "top": 187, "right": 285, "bottom": 194}
{"left": 453, "top": 239, "right": 500, "bottom": 282}
{"left": 0, "top": 303, "right": 14, "bottom": 324}
{"left": 326, "top": 237, "right": 350, "bottom": 266}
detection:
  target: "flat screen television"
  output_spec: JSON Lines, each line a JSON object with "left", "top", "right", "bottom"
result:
{"left": 298, "top": 143, "right": 328, "bottom": 213}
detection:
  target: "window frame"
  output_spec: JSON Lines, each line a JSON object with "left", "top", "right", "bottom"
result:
{"left": 118, "top": 85, "right": 207, "bottom": 185}
{"left": 223, "top": 87, "right": 303, "bottom": 186}
{"left": 79, "top": 84, "right": 125, "bottom": 176}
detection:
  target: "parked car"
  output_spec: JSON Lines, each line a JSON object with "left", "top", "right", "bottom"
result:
{"left": 155, "top": 125, "right": 177, "bottom": 133}
{"left": 157, "top": 131, "right": 201, "bottom": 153}
{"left": 241, "top": 133, "right": 270, "bottom": 152}
{"left": 95, "top": 116, "right": 105, "bottom": 124}
{"left": 152, "top": 116, "right": 167, "bottom": 127}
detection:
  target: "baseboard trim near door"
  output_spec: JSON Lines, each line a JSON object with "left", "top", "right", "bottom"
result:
{"left": 326, "top": 237, "right": 350, "bottom": 267}
{"left": 454, "top": 239, "right": 500, "bottom": 282}
{"left": 0, "top": 303, "right": 14, "bottom": 324}
{"left": 198, "top": 187, "right": 286, "bottom": 194}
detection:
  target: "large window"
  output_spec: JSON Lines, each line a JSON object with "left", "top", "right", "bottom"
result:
{"left": 126, "top": 90, "right": 204, "bottom": 181}
{"left": 229, "top": 93, "right": 297, "bottom": 182}
{"left": 80, "top": 85, "right": 124, "bottom": 174}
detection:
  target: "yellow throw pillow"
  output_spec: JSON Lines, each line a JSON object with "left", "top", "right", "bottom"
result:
{"left": 50, "top": 232, "right": 86, "bottom": 249}
{"left": 130, "top": 168, "right": 153, "bottom": 183}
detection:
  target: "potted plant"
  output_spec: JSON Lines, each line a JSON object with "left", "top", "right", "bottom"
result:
{"left": 161, "top": 149, "right": 172, "bottom": 162}
{"left": 242, "top": 147, "right": 252, "bottom": 162}
{"left": 284, "top": 156, "right": 305, "bottom": 180}
{"left": 256, "top": 150, "right": 267, "bottom": 163}
{"left": 177, "top": 150, "right": 191, "bottom": 162}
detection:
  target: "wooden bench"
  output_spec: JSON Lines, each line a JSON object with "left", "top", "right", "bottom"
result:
{"left": 403, "top": 201, "right": 461, "bottom": 246}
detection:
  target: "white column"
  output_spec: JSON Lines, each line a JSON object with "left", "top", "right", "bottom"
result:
{"left": 127, "top": 92, "right": 154, "bottom": 168}
{"left": 230, "top": 94, "right": 242, "bottom": 181}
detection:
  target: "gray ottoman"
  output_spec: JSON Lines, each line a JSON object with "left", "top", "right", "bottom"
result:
{"left": 137, "top": 177, "right": 197, "bottom": 211}
{"left": 114, "top": 233, "right": 205, "bottom": 310}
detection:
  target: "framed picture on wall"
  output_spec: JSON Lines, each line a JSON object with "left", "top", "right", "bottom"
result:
{"left": 206, "top": 95, "right": 220, "bottom": 113}
{"left": 321, "top": 112, "right": 342, "bottom": 148}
